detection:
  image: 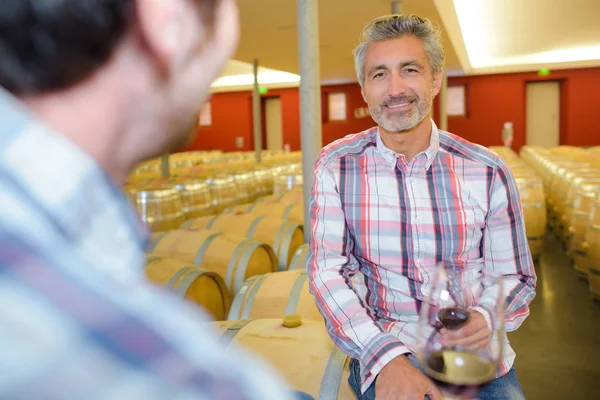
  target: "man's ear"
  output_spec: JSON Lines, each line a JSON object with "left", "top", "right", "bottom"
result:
{"left": 135, "top": 0, "right": 186, "bottom": 73}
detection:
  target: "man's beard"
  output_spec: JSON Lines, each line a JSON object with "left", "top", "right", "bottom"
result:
{"left": 369, "top": 90, "right": 432, "bottom": 132}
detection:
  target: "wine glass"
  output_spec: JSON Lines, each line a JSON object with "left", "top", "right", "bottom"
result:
{"left": 416, "top": 263, "right": 505, "bottom": 399}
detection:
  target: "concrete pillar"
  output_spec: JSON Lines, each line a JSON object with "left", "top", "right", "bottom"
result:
{"left": 252, "top": 59, "right": 263, "bottom": 163}
{"left": 297, "top": 0, "right": 323, "bottom": 243}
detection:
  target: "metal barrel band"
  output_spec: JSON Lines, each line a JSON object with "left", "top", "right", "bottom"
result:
{"left": 240, "top": 274, "right": 269, "bottom": 320}
{"left": 226, "top": 239, "right": 252, "bottom": 291}
{"left": 221, "top": 319, "right": 254, "bottom": 346}
{"left": 318, "top": 347, "right": 347, "bottom": 399}
{"left": 233, "top": 240, "right": 265, "bottom": 293}
{"left": 279, "top": 222, "right": 301, "bottom": 271}
{"left": 145, "top": 231, "right": 169, "bottom": 253}
{"left": 174, "top": 269, "right": 208, "bottom": 298}
{"left": 273, "top": 223, "right": 289, "bottom": 270}
{"left": 246, "top": 215, "right": 267, "bottom": 239}
{"left": 166, "top": 266, "right": 197, "bottom": 291}
{"left": 205, "top": 215, "right": 220, "bottom": 229}
{"left": 522, "top": 203, "right": 545, "bottom": 209}
{"left": 283, "top": 203, "right": 296, "bottom": 220}
{"left": 193, "top": 232, "right": 223, "bottom": 266}
{"left": 284, "top": 272, "right": 308, "bottom": 315}
{"left": 227, "top": 275, "right": 264, "bottom": 320}
{"left": 144, "top": 256, "right": 162, "bottom": 269}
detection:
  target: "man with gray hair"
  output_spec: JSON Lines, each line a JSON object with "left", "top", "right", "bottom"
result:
{"left": 308, "top": 14, "right": 535, "bottom": 400}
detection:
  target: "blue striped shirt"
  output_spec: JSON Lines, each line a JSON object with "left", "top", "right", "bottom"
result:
{"left": 0, "top": 88, "right": 293, "bottom": 399}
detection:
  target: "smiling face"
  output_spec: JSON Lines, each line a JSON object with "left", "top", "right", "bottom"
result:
{"left": 361, "top": 35, "right": 442, "bottom": 134}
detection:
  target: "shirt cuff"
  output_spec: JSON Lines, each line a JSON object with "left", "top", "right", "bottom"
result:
{"left": 358, "top": 332, "right": 410, "bottom": 394}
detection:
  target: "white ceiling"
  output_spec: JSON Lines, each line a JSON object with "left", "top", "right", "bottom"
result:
{"left": 436, "top": 0, "right": 600, "bottom": 75}
{"left": 213, "top": 0, "right": 600, "bottom": 90}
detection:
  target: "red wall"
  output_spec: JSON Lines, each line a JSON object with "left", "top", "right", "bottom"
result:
{"left": 186, "top": 87, "right": 301, "bottom": 152}
{"left": 185, "top": 66, "right": 600, "bottom": 152}
{"left": 446, "top": 66, "right": 600, "bottom": 151}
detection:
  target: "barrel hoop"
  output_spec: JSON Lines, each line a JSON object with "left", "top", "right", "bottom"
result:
{"left": 174, "top": 269, "right": 207, "bottom": 298}
{"left": 233, "top": 240, "right": 265, "bottom": 293}
{"left": 284, "top": 272, "right": 308, "bottom": 315}
{"left": 247, "top": 201, "right": 259, "bottom": 212}
{"left": 180, "top": 219, "right": 194, "bottom": 229}
{"left": 283, "top": 203, "right": 296, "bottom": 220}
{"left": 146, "top": 232, "right": 169, "bottom": 253}
{"left": 144, "top": 256, "right": 162, "bottom": 269}
{"left": 522, "top": 203, "right": 545, "bottom": 210}
{"left": 205, "top": 215, "right": 220, "bottom": 230}
{"left": 318, "top": 347, "right": 348, "bottom": 400}
{"left": 240, "top": 274, "right": 269, "bottom": 320}
{"left": 289, "top": 246, "right": 306, "bottom": 271}
{"left": 166, "top": 266, "right": 196, "bottom": 291}
{"left": 246, "top": 215, "right": 267, "bottom": 239}
{"left": 278, "top": 223, "right": 301, "bottom": 271}
{"left": 193, "top": 232, "right": 223, "bottom": 266}
{"left": 227, "top": 275, "right": 263, "bottom": 320}
{"left": 299, "top": 248, "right": 310, "bottom": 271}
{"left": 272, "top": 223, "right": 288, "bottom": 270}
{"left": 225, "top": 239, "right": 251, "bottom": 291}
{"left": 221, "top": 320, "right": 254, "bottom": 346}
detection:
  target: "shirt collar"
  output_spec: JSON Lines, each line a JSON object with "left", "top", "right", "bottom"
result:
{"left": 0, "top": 88, "right": 149, "bottom": 254}
{"left": 375, "top": 119, "right": 440, "bottom": 170}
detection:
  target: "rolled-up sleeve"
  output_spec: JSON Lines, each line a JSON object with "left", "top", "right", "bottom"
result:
{"left": 307, "top": 154, "right": 408, "bottom": 393}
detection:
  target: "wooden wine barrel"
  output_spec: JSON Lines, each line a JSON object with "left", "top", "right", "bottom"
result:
{"left": 249, "top": 200, "right": 304, "bottom": 225}
{"left": 515, "top": 175, "right": 546, "bottom": 259}
{"left": 173, "top": 180, "right": 215, "bottom": 219}
{"left": 273, "top": 174, "right": 303, "bottom": 195}
{"left": 289, "top": 244, "right": 310, "bottom": 271}
{"left": 127, "top": 184, "right": 185, "bottom": 232}
{"left": 278, "top": 187, "right": 304, "bottom": 204}
{"left": 228, "top": 270, "right": 322, "bottom": 321}
{"left": 147, "top": 229, "right": 277, "bottom": 295}
{"left": 206, "top": 177, "right": 238, "bottom": 213}
{"left": 231, "top": 172, "right": 259, "bottom": 205}
{"left": 568, "top": 185, "right": 600, "bottom": 277}
{"left": 212, "top": 318, "right": 354, "bottom": 400}
{"left": 182, "top": 213, "right": 304, "bottom": 271}
{"left": 145, "top": 256, "right": 230, "bottom": 320}
{"left": 587, "top": 198, "right": 600, "bottom": 300}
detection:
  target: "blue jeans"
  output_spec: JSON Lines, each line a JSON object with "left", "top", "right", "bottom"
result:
{"left": 293, "top": 391, "right": 315, "bottom": 400}
{"left": 348, "top": 354, "right": 525, "bottom": 400}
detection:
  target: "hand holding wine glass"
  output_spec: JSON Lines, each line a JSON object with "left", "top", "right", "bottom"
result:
{"left": 417, "top": 263, "right": 504, "bottom": 399}
{"left": 440, "top": 310, "right": 491, "bottom": 351}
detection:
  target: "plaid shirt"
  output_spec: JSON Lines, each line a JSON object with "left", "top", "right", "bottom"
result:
{"left": 0, "top": 89, "right": 293, "bottom": 400}
{"left": 307, "top": 121, "right": 536, "bottom": 393}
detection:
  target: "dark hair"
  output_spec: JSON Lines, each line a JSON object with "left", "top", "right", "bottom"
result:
{"left": 0, "top": 0, "right": 218, "bottom": 95}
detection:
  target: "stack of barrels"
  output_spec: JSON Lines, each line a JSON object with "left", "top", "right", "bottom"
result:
{"left": 489, "top": 146, "right": 547, "bottom": 261}
{"left": 124, "top": 150, "right": 303, "bottom": 232}
{"left": 520, "top": 146, "right": 600, "bottom": 300}
{"left": 127, "top": 155, "right": 350, "bottom": 397}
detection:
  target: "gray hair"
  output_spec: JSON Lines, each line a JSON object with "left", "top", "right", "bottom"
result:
{"left": 353, "top": 14, "right": 445, "bottom": 87}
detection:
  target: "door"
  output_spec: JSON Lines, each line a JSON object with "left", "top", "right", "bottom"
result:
{"left": 526, "top": 81, "right": 560, "bottom": 147}
{"left": 265, "top": 97, "right": 283, "bottom": 151}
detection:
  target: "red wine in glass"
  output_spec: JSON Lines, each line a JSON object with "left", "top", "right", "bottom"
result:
{"left": 438, "top": 307, "right": 470, "bottom": 330}
{"left": 424, "top": 349, "right": 496, "bottom": 397}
